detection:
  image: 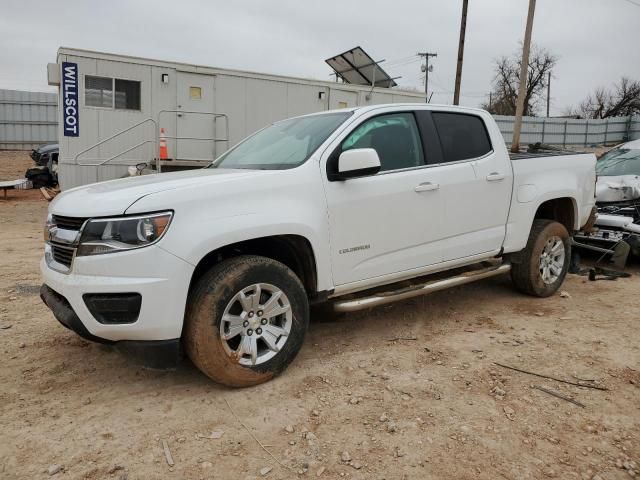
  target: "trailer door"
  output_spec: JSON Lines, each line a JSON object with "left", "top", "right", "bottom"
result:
{"left": 329, "top": 88, "right": 358, "bottom": 110}
{"left": 176, "top": 72, "right": 215, "bottom": 162}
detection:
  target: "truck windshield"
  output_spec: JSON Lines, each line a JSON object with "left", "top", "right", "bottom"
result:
{"left": 211, "top": 112, "right": 352, "bottom": 170}
{"left": 596, "top": 148, "right": 640, "bottom": 176}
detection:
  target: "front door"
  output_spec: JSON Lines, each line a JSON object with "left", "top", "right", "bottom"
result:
{"left": 323, "top": 111, "right": 445, "bottom": 286}
{"left": 176, "top": 72, "right": 215, "bottom": 162}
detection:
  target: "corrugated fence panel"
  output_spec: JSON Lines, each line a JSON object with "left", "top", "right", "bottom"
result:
{"left": 630, "top": 115, "right": 640, "bottom": 141}
{"left": 494, "top": 114, "right": 632, "bottom": 147}
{"left": 0, "top": 89, "right": 58, "bottom": 150}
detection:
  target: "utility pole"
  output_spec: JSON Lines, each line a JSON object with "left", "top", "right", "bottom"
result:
{"left": 453, "top": 0, "right": 469, "bottom": 105}
{"left": 418, "top": 51, "right": 438, "bottom": 103}
{"left": 511, "top": 0, "right": 537, "bottom": 153}
{"left": 546, "top": 71, "right": 551, "bottom": 117}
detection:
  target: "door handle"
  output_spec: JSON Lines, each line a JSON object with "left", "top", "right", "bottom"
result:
{"left": 414, "top": 182, "right": 440, "bottom": 192}
{"left": 486, "top": 172, "right": 505, "bottom": 182}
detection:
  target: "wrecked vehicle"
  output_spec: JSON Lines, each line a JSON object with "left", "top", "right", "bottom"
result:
{"left": 27, "top": 143, "right": 59, "bottom": 188}
{"left": 40, "top": 104, "right": 596, "bottom": 387}
{"left": 31, "top": 143, "right": 59, "bottom": 167}
{"left": 575, "top": 139, "right": 640, "bottom": 258}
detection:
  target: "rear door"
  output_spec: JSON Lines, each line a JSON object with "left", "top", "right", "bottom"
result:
{"left": 426, "top": 111, "right": 512, "bottom": 261}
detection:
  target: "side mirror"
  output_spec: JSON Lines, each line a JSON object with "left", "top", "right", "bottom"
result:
{"left": 335, "top": 148, "right": 381, "bottom": 180}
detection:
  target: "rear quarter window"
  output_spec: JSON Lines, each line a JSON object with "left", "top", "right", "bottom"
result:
{"left": 432, "top": 112, "right": 492, "bottom": 163}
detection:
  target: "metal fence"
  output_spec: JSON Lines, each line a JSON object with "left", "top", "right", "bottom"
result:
{"left": 494, "top": 114, "right": 640, "bottom": 147}
{"left": 0, "top": 89, "right": 58, "bottom": 150}
{"left": 630, "top": 115, "right": 640, "bottom": 141}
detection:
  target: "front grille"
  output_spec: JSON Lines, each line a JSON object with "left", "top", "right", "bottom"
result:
{"left": 51, "top": 245, "right": 74, "bottom": 267}
{"left": 52, "top": 215, "right": 87, "bottom": 231}
{"left": 48, "top": 215, "right": 86, "bottom": 272}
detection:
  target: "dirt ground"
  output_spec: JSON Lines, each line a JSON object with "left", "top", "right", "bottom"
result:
{"left": 1, "top": 150, "right": 638, "bottom": 480}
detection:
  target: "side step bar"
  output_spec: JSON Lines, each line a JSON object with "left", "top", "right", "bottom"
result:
{"left": 332, "top": 263, "right": 512, "bottom": 313}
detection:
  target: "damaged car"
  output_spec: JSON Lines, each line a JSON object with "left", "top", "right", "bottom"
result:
{"left": 30, "top": 143, "right": 59, "bottom": 167}
{"left": 575, "top": 139, "right": 640, "bottom": 259}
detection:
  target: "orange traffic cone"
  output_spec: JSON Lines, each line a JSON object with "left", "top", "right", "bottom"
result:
{"left": 159, "top": 128, "right": 168, "bottom": 160}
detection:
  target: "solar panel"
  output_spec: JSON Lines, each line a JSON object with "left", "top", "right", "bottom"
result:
{"left": 325, "top": 46, "right": 397, "bottom": 88}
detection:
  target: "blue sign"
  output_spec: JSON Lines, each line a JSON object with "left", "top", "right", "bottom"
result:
{"left": 62, "top": 62, "right": 79, "bottom": 137}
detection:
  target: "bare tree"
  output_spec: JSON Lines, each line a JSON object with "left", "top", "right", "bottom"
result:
{"left": 570, "top": 77, "right": 640, "bottom": 119}
{"left": 482, "top": 45, "right": 556, "bottom": 116}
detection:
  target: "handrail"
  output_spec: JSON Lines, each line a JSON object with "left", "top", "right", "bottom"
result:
{"left": 77, "top": 140, "right": 156, "bottom": 167}
{"left": 71, "top": 110, "right": 230, "bottom": 178}
{"left": 156, "top": 110, "right": 230, "bottom": 171}
{"left": 74, "top": 117, "right": 157, "bottom": 165}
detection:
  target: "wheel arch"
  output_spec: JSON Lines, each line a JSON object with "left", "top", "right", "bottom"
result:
{"left": 532, "top": 196, "right": 578, "bottom": 233}
{"left": 188, "top": 234, "right": 319, "bottom": 298}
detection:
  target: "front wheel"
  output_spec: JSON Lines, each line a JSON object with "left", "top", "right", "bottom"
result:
{"left": 184, "top": 255, "right": 309, "bottom": 387}
{"left": 511, "top": 219, "right": 571, "bottom": 297}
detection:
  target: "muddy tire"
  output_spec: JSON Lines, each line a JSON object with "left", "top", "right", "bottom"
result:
{"left": 184, "top": 255, "right": 309, "bottom": 387}
{"left": 511, "top": 219, "right": 571, "bottom": 298}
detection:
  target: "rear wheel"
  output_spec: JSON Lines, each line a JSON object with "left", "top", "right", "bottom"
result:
{"left": 511, "top": 219, "right": 571, "bottom": 297}
{"left": 184, "top": 255, "right": 309, "bottom": 387}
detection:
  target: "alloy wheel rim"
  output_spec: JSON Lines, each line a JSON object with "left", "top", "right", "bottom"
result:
{"left": 219, "top": 283, "right": 292, "bottom": 366}
{"left": 539, "top": 236, "right": 565, "bottom": 285}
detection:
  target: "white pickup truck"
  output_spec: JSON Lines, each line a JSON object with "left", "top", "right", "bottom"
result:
{"left": 41, "top": 104, "right": 596, "bottom": 386}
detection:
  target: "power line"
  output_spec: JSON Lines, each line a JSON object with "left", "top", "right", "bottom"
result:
{"left": 388, "top": 59, "right": 421, "bottom": 69}
{"left": 621, "top": 0, "right": 640, "bottom": 7}
{"left": 385, "top": 55, "right": 420, "bottom": 67}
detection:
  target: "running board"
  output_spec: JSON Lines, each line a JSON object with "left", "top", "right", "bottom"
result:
{"left": 332, "top": 263, "right": 512, "bottom": 313}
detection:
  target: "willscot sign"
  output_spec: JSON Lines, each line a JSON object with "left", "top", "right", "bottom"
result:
{"left": 62, "top": 62, "right": 79, "bottom": 137}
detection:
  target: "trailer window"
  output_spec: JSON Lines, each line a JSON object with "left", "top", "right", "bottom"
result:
{"left": 85, "top": 76, "right": 141, "bottom": 110}
{"left": 115, "top": 79, "right": 141, "bottom": 110}
{"left": 85, "top": 76, "right": 113, "bottom": 108}
{"left": 189, "top": 87, "right": 202, "bottom": 99}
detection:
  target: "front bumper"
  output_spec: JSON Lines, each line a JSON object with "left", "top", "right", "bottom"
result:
{"left": 40, "top": 244, "right": 194, "bottom": 342}
{"left": 41, "top": 284, "right": 181, "bottom": 368}
{"left": 40, "top": 283, "right": 111, "bottom": 343}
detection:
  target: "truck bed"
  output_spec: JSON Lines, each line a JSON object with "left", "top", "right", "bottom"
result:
{"left": 509, "top": 150, "right": 581, "bottom": 161}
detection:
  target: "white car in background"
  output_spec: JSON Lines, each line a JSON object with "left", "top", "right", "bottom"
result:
{"left": 596, "top": 139, "right": 640, "bottom": 204}
{"left": 577, "top": 139, "right": 640, "bottom": 258}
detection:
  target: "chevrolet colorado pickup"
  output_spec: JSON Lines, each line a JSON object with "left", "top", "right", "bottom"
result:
{"left": 41, "top": 104, "right": 597, "bottom": 387}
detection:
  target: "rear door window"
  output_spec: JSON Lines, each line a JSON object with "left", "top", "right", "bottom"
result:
{"left": 432, "top": 112, "right": 492, "bottom": 163}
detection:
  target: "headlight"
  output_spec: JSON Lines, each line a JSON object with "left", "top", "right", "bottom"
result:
{"left": 77, "top": 211, "right": 173, "bottom": 256}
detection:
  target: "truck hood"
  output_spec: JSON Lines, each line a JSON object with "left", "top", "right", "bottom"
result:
{"left": 596, "top": 175, "right": 640, "bottom": 203}
{"left": 50, "top": 168, "right": 261, "bottom": 217}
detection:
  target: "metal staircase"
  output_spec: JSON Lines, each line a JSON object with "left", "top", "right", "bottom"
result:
{"left": 74, "top": 111, "right": 229, "bottom": 182}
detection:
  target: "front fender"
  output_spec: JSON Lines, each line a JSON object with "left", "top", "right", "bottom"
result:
{"left": 156, "top": 210, "right": 332, "bottom": 292}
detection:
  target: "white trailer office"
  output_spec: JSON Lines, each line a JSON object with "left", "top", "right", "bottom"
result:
{"left": 48, "top": 47, "right": 426, "bottom": 190}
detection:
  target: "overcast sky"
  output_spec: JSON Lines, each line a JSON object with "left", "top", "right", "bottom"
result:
{"left": 1, "top": 0, "right": 638, "bottom": 115}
